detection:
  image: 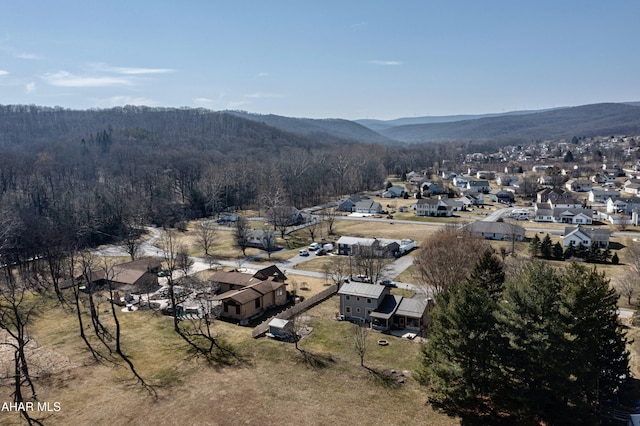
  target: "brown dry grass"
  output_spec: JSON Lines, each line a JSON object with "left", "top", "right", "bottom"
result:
{"left": 0, "top": 292, "right": 458, "bottom": 426}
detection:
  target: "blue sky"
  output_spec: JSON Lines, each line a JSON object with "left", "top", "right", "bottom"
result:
{"left": 0, "top": 1, "right": 638, "bottom": 120}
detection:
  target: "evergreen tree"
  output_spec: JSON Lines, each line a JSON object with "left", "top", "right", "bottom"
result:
{"left": 540, "top": 233, "right": 553, "bottom": 259}
{"left": 559, "top": 264, "right": 629, "bottom": 413}
{"left": 419, "top": 280, "right": 500, "bottom": 418}
{"left": 612, "top": 252, "right": 619, "bottom": 265}
{"left": 529, "top": 233, "right": 541, "bottom": 258}
{"left": 553, "top": 241, "right": 564, "bottom": 260}
{"left": 468, "top": 248, "right": 505, "bottom": 301}
{"left": 494, "top": 262, "right": 570, "bottom": 423}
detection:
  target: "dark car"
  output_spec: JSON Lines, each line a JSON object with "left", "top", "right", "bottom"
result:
{"left": 380, "top": 279, "right": 397, "bottom": 288}
{"left": 315, "top": 248, "right": 326, "bottom": 256}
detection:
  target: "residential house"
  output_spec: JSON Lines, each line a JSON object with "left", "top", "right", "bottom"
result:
{"left": 338, "top": 282, "right": 390, "bottom": 323}
{"left": 354, "top": 200, "right": 383, "bottom": 214}
{"left": 565, "top": 179, "right": 592, "bottom": 192}
{"left": 267, "top": 206, "right": 304, "bottom": 227}
{"left": 338, "top": 282, "right": 431, "bottom": 332}
{"left": 476, "top": 171, "right": 495, "bottom": 180}
{"left": 422, "top": 181, "right": 445, "bottom": 196}
{"left": 563, "top": 226, "right": 611, "bottom": 247}
{"left": 245, "top": 229, "right": 276, "bottom": 250}
{"left": 382, "top": 185, "right": 405, "bottom": 198}
{"left": 211, "top": 266, "right": 288, "bottom": 322}
{"left": 452, "top": 176, "right": 470, "bottom": 189}
{"left": 338, "top": 195, "right": 370, "bottom": 212}
{"left": 461, "top": 221, "right": 525, "bottom": 241}
{"left": 336, "top": 236, "right": 400, "bottom": 257}
{"left": 459, "top": 193, "right": 484, "bottom": 206}
{"left": 533, "top": 202, "right": 593, "bottom": 224}
{"left": 537, "top": 188, "right": 572, "bottom": 203}
{"left": 606, "top": 196, "right": 640, "bottom": 214}
{"left": 406, "top": 176, "right": 429, "bottom": 193}
{"left": 415, "top": 198, "right": 454, "bottom": 217}
{"left": 496, "top": 175, "right": 516, "bottom": 186}
{"left": 625, "top": 183, "right": 640, "bottom": 195}
{"left": 588, "top": 189, "right": 621, "bottom": 203}
{"left": 466, "top": 180, "right": 490, "bottom": 193}
{"left": 80, "top": 258, "right": 161, "bottom": 293}
{"left": 488, "top": 189, "right": 515, "bottom": 204}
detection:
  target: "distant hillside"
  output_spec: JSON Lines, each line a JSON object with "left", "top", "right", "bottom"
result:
{"left": 226, "top": 111, "right": 395, "bottom": 144}
{"left": 356, "top": 108, "right": 561, "bottom": 131}
{"left": 378, "top": 103, "right": 640, "bottom": 143}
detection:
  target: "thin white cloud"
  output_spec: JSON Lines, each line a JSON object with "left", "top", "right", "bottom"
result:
{"left": 43, "top": 70, "right": 133, "bottom": 87}
{"left": 90, "top": 63, "right": 175, "bottom": 75}
{"left": 227, "top": 100, "right": 250, "bottom": 108}
{"left": 0, "top": 70, "right": 9, "bottom": 76}
{"left": 368, "top": 60, "right": 402, "bottom": 66}
{"left": 25, "top": 82, "right": 35, "bottom": 94}
{"left": 193, "top": 97, "right": 214, "bottom": 106}
{"left": 256, "top": 72, "right": 270, "bottom": 77}
{"left": 93, "top": 96, "right": 159, "bottom": 107}
{"left": 244, "top": 92, "right": 282, "bottom": 99}
{"left": 16, "top": 52, "right": 41, "bottom": 60}
{"left": 351, "top": 22, "right": 367, "bottom": 30}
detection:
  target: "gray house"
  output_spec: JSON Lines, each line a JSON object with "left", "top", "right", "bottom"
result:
{"left": 354, "top": 200, "right": 383, "bottom": 214}
{"left": 461, "top": 221, "right": 525, "bottom": 241}
{"left": 338, "top": 282, "right": 390, "bottom": 323}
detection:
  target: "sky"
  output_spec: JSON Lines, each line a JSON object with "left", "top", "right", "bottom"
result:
{"left": 0, "top": 1, "right": 638, "bottom": 120}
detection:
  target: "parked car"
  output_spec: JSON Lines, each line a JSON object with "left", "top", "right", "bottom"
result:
{"left": 322, "top": 243, "right": 334, "bottom": 252}
{"left": 352, "top": 274, "right": 372, "bottom": 283}
{"left": 315, "top": 248, "right": 326, "bottom": 256}
{"left": 308, "top": 242, "right": 321, "bottom": 251}
{"left": 380, "top": 279, "right": 397, "bottom": 288}
{"left": 298, "top": 249, "right": 309, "bottom": 257}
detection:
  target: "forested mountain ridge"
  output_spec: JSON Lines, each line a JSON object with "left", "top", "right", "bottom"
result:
{"left": 0, "top": 105, "right": 429, "bottom": 267}
{"left": 376, "top": 103, "right": 640, "bottom": 143}
{"left": 225, "top": 110, "right": 395, "bottom": 144}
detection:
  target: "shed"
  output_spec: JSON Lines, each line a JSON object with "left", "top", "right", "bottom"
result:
{"left": 267, "top": 318, "right": 294, "bottom": 340}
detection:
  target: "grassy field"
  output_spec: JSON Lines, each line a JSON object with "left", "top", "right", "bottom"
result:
{"left": 0, "top": 292, "right": 458, "bottom": 426}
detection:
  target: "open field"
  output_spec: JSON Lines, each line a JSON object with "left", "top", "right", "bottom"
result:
{"left": 0, "top": 293, "right": 458, "bottom": 426}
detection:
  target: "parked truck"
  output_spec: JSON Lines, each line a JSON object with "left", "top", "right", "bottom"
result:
{"left": 398, "top": 239, "right": 416, "bottom": 255}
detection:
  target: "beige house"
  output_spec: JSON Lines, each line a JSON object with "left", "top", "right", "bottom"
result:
{"left": 211, "top": 266, "right": 287, "bottom": 322}
{"left": 81, "top": 258, "right": 161, "bottom": 293}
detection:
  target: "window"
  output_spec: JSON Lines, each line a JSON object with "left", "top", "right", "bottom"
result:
{"left": 367, "top": 298, "right": 371, "bottom": 304}
{"left": 346, "top": 307, "right": 351, "bottom": 314}
{"left": 356, "top": 297, "right": 360, "bottom": 301}
{"left": 224, "top": 303, "right": 229, "bottom": 313}
{"left": 346, "top": 295, "right": 350, "bottom": 301}
{"left": 276, "top": 288, "right": 284, "bottom": 296}
{"left": 356, "top": 308, "right": 361, "bottom": 313}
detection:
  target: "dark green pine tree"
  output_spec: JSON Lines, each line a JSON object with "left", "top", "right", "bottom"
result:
{"left": 494, "top": 262, "right": 571, "bottom": 423}
{"left": 553, "top": 241, "right": 564, "bottom": 260}
{"left": 559, "top": 264, "right": 630, "bottom": 414}
{"left": 529, "top": 234, "right": 541, "bottom": 258}
{"left": 419, "top": 280, "right": 501, "bottom": 419}
{"left": 540, "top": 233, "right": 553, "bottom": 259}
{"left": 468, "top": 248, "right": 505, "bottom": 301}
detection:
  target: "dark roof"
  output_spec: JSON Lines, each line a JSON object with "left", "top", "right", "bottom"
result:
{"left": 253, "top": 265, "right": 286, "bottom": 282}
{"left": 370, "top": 295, "right": 402, "bottom": 320}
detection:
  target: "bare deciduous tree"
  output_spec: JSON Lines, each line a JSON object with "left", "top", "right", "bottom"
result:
{"left": 195, "top": 223, "right": 217, "bottom": 257}
{"left": 234, "top": 216, "right": 250, "bottom": 256}
{"left": 0, "top": 269, "right": 45, "bottom": 426}
{"left": 323, "top": 256, "right": 349, "bottom": 287}
{"left": 353, "top": 244, "right": 389, "bottom": 285}
{"left": 413, "top": 227, "right": 485, "bottom": 296}
{"left": 616, "top": 270, "right": 639, "bottom": 306}
{"left": 322, "top": 207, "right": 338, "bottom": 236}
{"left": 352, "top": 323, "right": 370, "bottom": 367}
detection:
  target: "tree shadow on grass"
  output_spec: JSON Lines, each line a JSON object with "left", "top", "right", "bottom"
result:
{"left": 295, "top": 348, "right": 336, "bottom": 369}
{"left": 364, "top": 366, "right": 405, "bottom": 388}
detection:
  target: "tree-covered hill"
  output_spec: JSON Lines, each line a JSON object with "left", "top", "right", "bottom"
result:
{"left": 377, "top": 103, "right": 640, "bottom": 143}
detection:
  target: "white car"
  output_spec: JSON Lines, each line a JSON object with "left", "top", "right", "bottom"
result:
{"left": 298, "top": 249, "right": 309, "bottom": 257}
{"left": 308, "top": 242, "right": 320, "bottom": 251}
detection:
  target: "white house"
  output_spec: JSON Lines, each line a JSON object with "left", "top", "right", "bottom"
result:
{"left": 563, "top": 226, "right": 610, "bottom": 247}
